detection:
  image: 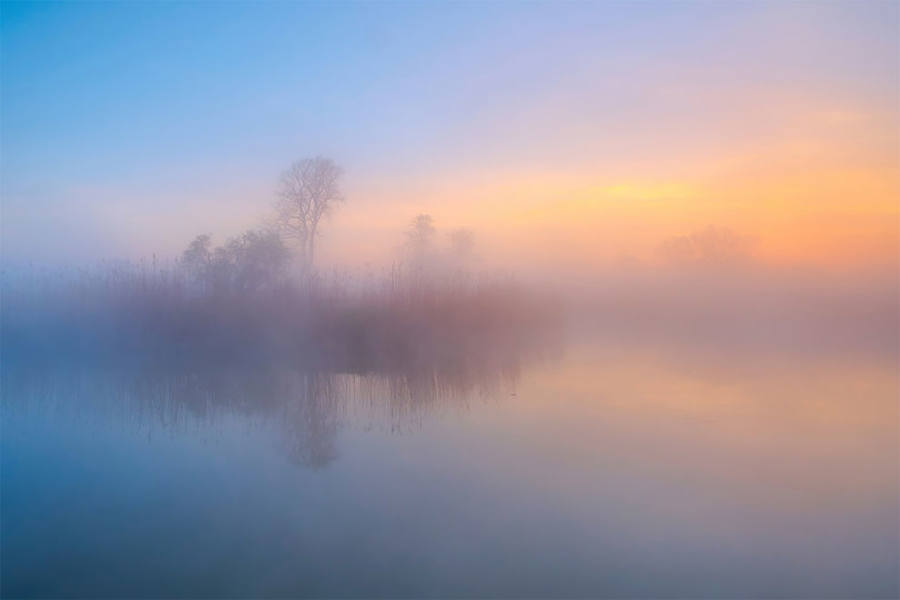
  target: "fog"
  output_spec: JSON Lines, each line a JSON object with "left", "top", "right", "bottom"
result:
{"left": 2, "top": 153, "right": 896, "bottom": 597}
{"left": 2, "top": 2, "right": 897, "bottom": 598}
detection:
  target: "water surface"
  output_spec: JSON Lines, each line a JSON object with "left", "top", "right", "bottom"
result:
{"left": 2, "top": 341, "right": 897, "bottom": 598}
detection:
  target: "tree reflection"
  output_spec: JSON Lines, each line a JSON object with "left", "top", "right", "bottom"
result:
{"left": 277, "top": 373, "right": 339, "bottom": 469}
{"left": 1, "top": 343, "right": 554, "bottom": 469}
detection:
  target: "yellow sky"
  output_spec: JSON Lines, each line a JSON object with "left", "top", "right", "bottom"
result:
{"left": 324, "top": 95, "right": 899, "bottom": 271}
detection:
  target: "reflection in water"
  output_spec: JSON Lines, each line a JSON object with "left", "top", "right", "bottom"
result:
{"left": 1, "top": 339, "right": 897, "bottom": 598}
{"left": 278, "top": 374, "right": 339, "bottom": 468}
{"left": 2, "top": 349, "right": 530, "bottom": 470}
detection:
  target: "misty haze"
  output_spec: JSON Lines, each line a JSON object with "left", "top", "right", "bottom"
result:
{"left": 1, "top": 2, "right": 897, "bottom": 599}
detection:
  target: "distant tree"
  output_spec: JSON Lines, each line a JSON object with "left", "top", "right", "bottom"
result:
{"left": 275, "top": 157, "right": 344, "bottom": 267}
{"left": 181, "top": 229, "right": 290, "bottom": 294}
{"left": 404, "top": 214, "right": 436, "bottom": 269}
{"left": 224, "top": 229, "right": 291, "bottom": 293}
{"left": 657, "top": 226, "right": 754, "bottom": 267}
{"left": 182, "top": 234, "right": 213, "bottom": 284}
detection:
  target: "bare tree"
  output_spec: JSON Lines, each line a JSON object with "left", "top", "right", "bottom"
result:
{"left": 275, "top": 157, "right": 344, "bottom": 266}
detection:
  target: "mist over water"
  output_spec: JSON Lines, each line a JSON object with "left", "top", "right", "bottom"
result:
{"left": 2, "top": 237, "right": 896, "bottom": 597}
{"left": 2, "top": 155, "right": 897, "bottom": 600}
{"left": 2, "top": 1, "right": 898, "bottom": 598}
{"left": 2, "top": 169, "right": 897, "bottom": 600}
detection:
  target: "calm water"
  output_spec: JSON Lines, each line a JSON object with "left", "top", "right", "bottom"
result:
{"left": 2, "top": 341, "right": 897, "bottom": 598}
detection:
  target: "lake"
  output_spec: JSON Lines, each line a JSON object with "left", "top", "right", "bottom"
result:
{"left": 2, "top": 339, "right": 897, "bottom": 598}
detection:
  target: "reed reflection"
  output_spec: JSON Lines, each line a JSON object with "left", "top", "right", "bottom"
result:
{"left": 1, "top": 342, "right": 546, "bottom": 470}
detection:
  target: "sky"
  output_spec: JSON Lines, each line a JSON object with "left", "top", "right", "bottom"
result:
{"left": 1, "top": 1, "right": 897, "bottom": 271}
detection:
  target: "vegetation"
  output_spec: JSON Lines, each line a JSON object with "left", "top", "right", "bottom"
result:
{"left": 0, "top": 260, "right": 559, "bottom": 373}
{"left": 0, "top": 157, "right": 560, "bottom": 375}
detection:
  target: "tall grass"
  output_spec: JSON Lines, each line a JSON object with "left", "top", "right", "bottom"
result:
{"left": 0, "top": 261, "right": 561, "bottom": 373}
